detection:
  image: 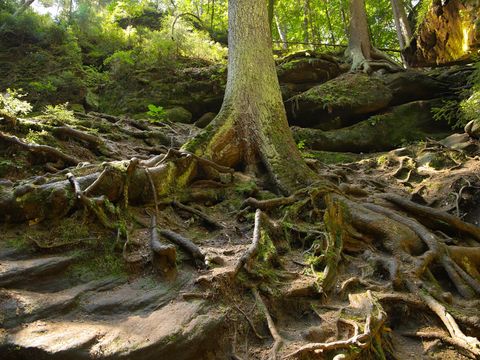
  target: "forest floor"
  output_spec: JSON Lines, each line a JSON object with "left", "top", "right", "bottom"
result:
{"left": 0, "top": 109, "right": 479, "bottom": 360}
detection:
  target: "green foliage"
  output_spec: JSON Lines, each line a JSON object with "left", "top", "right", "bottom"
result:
{"left": 296, "top": 139, "right": 306, "bottom": 151}
{"left": 460, "top": 90, "right": 480, "bottom": 123}
{"left": 0, "top": 88, "right": 32, "bottom": 116}
{"left": 42, "top": 103, "right": 76, "bottom": 124}
{"left": 459, "top": 61, "right": 480, "bottom": 125}
{"left": 146, "top": 104, "right": 167, "bottom": 122}
{"left": 25, "top": 129, "right": 56, "bottom": 145}
{"left": 431, "top": 99, "right": 463, "bottom": 129}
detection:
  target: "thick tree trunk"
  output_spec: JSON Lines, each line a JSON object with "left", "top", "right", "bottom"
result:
{"left": 268, "top": 0, "right": 276, "bottom": 33}
{"left": 390, "top": 0, "right": 412, "bottom": 50}
{"left": 184, "top": 0, "right": 316, "bottom": 194}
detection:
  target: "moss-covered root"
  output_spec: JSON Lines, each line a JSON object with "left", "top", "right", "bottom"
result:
{"left": 285, "top": 291, "right": 389, "bottom": 359}
{"left": 0, "top": 153, "right": 232, "bottom": 223}
{"left": 252, "top": 287, "right": 285, "bottom": 360}
{"left": 323, "top": 193, "right": 480, "bottom": 358}
{"left": 232, "top": 209, "right": 282, "bottom": 279}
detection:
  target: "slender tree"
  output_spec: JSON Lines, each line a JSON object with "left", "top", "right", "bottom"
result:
{"left": 390, "top": 0, "right": 412, "bottom": 50}
{"left": 346, "top": 0, "right": 400, "bottom": 72}
{"left": 275, "top": 12, "right": 288, "bottom": 50}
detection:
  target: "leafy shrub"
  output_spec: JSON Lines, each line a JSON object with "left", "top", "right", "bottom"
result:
{"left": 147, "top": 104, "right": 167, "bottom": 123}
{"left": 431, "top": 99, "right": 462, "bottom": 129}
{"left": 42, "top": 103, "right": 76, "bottom": 125}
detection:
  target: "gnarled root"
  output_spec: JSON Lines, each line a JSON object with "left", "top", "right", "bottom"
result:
{"left": 0, "top": 130, "right": 80, "bottom": 167}
{"left": 149, "top": 214, "right": 177, "bottom": 273}
{"left": 0, "top": 149, "right": 234, "bottom": 223}
{"left": 321, "top": 193, "right": 480, "bottom": 358}
{"left": 286, "top": 291, "right": 388, "bottom": 359}
{"left": 233, "top": 209, "right": 286, "bottom": 279}
{"left": 252, "top": 287, "right": 285, "bottom": 360}
{"left": 406, "top": 280, "right": 480, "bottom": 357}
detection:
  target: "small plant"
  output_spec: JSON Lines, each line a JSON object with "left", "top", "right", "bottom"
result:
{"left": 25, "top": 129, "right": 54, "bottom": 145}
{"left": 296, "top": 139, "right": 306, "bottom": 151}
{"left": 147, "top": 104, "right": 167, "bottom": 123}
{"left": 42, "top": 103, "right": 76, "bottom": 125}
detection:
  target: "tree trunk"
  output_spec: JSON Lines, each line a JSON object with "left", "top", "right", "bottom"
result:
{"left": 324, "top": 0, "right": 336, "bottom": 44}
{"left": 210, "top": 0, "right": 215, "bottom": 30}
{"left": 183, "top": 0, "right": 316, "bottom": 194}
{"left": 347, "top": 0, "right": 372, "bottom": 69}
{"left": 275, "top": 13, "right": 288, "bottom": 50}
{"left": 346, "top": 0, "right": 401, "bottom": 72}
{"left": 302, "top": 0, "right": 310, "bottom": 43}
{"left": 390, "top": 0, "right": 412, "bottom": 50}
{"left": 268, "top": 0, "right": 276, "bottom": 34}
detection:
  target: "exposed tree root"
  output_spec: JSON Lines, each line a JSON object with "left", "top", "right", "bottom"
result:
{"left": 403, "top": 331, "right": 478, "bottom": 359}
{"left": 51, "top": 126, "right": 108, "bottom": 154}
{"left": 172, "top": 200, "right": 223, "bottom": 229}
{"left": 149, "top": 214, "right": 177, "bottom": 272}
{"left": 252, "top": 287, "right": 284, "bottom": 360}
{"left": 406, "top": 280, "right": 480, "bottom": 357}
{"left": 159, "top": 229, "right": 206, "bottom": 268}
{"left": 383, "top": 194, "right": 480, "bottom": 242}
{"left": 0, "top": 130, "right": 80, "bottom": 167}
{"left": 233, "top": 209, "right": 264, "bottom": 278}
{"left": 285, "top": 291, "right": 388, "bottom": 359}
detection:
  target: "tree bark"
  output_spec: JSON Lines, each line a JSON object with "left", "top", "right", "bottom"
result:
{"left": 346, "top": 0, "right": 400, "bottom": 72}
{"left": 347, "top": 0, "right": 372, "bottom": 69}
{"left": 268, "top": 0, "right": 276, "bottom": 34}
{"left": 183, "top": 0, "right": 317, "bottom": 194}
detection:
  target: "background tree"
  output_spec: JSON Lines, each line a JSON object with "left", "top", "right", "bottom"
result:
{"left": 346, "top": 0, "right": 400, "bottom": 71}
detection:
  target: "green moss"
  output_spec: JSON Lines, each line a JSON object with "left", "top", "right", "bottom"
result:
{"left": 67, "top": 240, "right": 126, "bottom": 281}
{"left": 294, "top": 73, "right": 391, "bottom": 111}
{"left": 182, "top": 124, "right": 216, "bottom": 154}
{"left": 234, "top": 180, "right": 258, "bottom": 196}
{"left": 6, "top": 233, "right": 32, "bottom": 250}
{"left": 376, "top": 154, "right": 390, "bottom": 166}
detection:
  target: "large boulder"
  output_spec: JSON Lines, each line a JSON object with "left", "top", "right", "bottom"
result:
{"left": 287, "top": 71, "right": 450, "bottom": 129}
{"left": 165, "top": 107, "right": 193, "bottom": 124}
{"left": 277, "top": 56, "right": 344, "bottom": 84}
{"left": 194, "top": 112, "right": 216, "bottom": 128}
{"left": 292, "top": 100, "right": 451, "bottom": 153}
{"left": 278, "top": 54, "right": 348, "bottom": 100}
{"left": 286, "top": 73, "right": 393, "bottom": 130}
